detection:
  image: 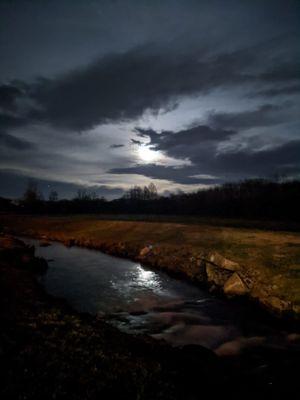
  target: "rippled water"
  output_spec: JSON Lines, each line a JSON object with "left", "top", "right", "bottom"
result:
{"left": 21, "top": 238, "right": 299, "bottom": 353}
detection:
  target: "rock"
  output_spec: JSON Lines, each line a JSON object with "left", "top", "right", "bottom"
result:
{"left": 139, "top": 246, "right": 152, "bottom": 258}
{"left": 215, "top": 336, "right": 265, "bottom": 356}
{"left": 260, "top": 295, "right": 291, "bottom": 315}
{"left": 194, "top": 260, "right": 206, "bottom": 281}
{"left": 206, "top": 263, "right": 232, "bottom": 287}
{"left": 243, "top": 276, "right": 254, "bottom": 289}
{"left": 292, "top": 304, "right": 300, "bottom": 316}
{"left": 208, "top": 252, "right": 240, "bottom": 271}
{"left": 223, "top": 272, "right": 249, "bottom": 296}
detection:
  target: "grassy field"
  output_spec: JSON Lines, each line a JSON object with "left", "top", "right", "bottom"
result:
{"left": 1, "top": 214, "right": 300, "bottom": 311}
{"left": 37, "top": 213, "right": 300, "bottom": 231}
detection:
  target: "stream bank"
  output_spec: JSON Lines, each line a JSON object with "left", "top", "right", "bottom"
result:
{"left": 1, "top": 214, "right": 300, "bottom": 319}
{"left": 17, "top": 231, "right": 300, "bottom": 319}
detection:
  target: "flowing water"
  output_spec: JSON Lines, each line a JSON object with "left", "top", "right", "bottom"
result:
{"left": 21, "top": 238, "right": 299, "bottom": 354}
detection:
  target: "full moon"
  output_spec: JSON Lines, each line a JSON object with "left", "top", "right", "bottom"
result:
{"left": 138, "top": 145, "right": 159, "bottom": 162}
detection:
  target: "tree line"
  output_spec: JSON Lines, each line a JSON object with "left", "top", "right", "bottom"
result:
{"left": 0, "top": 179, "right": 300, "bottom": 222}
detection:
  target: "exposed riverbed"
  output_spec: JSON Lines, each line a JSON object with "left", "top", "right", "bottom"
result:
{"left": 22, "top": 237, "right": 300, "bottom": 354}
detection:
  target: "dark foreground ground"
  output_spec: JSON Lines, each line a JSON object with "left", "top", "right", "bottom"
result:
{"left": 0, "top": 235, "right": 300, "bottom": 399}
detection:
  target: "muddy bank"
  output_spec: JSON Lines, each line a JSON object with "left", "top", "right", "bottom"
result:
{"left": 1, "top": 235, "right": 300, "bottom": 399}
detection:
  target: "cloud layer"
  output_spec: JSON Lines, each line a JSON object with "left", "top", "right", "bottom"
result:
{"left": 0, "top": 0, "right": 299, "bottom": 197}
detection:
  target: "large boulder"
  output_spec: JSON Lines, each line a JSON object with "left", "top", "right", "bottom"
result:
{"left": 207, "top": 252, "right": 240, "bottom": 271}
{"left": 206, "top": 263, "right": 232, "bottom": 287}
{"left": 223, "top": 272, "right": 249, "bottom": 296}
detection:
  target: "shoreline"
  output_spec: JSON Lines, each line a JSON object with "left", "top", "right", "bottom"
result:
{"left": 34, "top": 236, "right": 300, "bottom": 327}
{"left": 12, "top": 231, "right": 300, "bottom": 322}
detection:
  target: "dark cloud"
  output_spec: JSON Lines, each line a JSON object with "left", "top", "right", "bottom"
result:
{"left": 136, "top": 125, "right": 234, "bottom": 143}
{"left": 110, "top": 164, "right": 220, "bottom": 185}
{"left": 111, "top": 140, "right": 300, "bottom": 184}
{"left": 111, "top": 113, "right": 300, "bottom": 184}
{"left": 259, "top": 62, "right": 300, "bottom": 83}
{"left": 135, "top": 124, "right": 235, "bottom": 162}
{"left": 0, "top": 84, "right": 23, "bottom": 111}
{"left": 254, "top": 85, "right": 300, "bottom": 97}
{"left": 131, "top": 138, "right": 143, "bottom": 145}
{"left": 0, "top": 37, "right": 297, "bottom": 133}
{"left": 110, "top": 144, "right": 124, "bottom": 148}
{"left": 0, "top": 131, "right": 35, "bottom": 151}
{"left": 0, "top": 1, "right": 299, "bottom": 196}
{"left": 214, "top": 140, "right": 300, "bottom": 176}
{"left": 207, "top": 104, "right": 287, "bottom": 130}
{"left": 28, "top": 45, "right": 253, "bottom": 131}
{"left": 0, "top": 112, "right": 26, "bottom": 131}
{"left": 0, "top": 83, "right": 29, "bottom": 140}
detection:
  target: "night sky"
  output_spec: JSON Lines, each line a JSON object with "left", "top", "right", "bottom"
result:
{"left": 0, "top": 0, "right": 299, "bottom": 199}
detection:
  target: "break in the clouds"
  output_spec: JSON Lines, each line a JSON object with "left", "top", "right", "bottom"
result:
{"left": 0, "top": 0, "right": 299, "bottom": 198}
